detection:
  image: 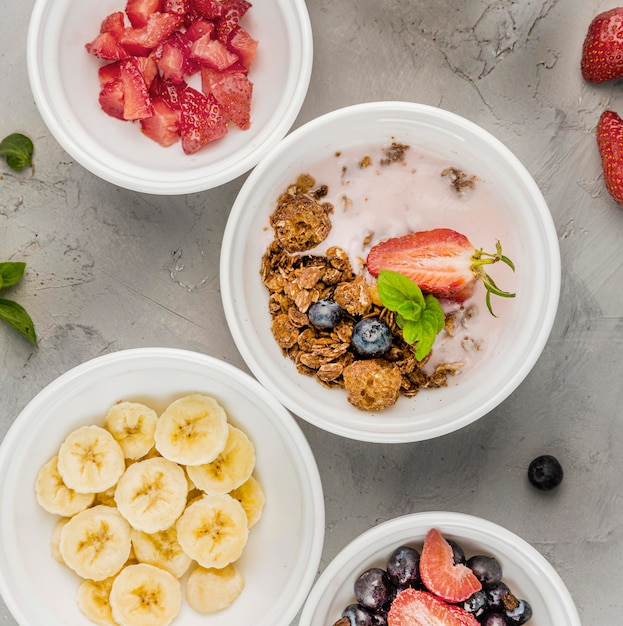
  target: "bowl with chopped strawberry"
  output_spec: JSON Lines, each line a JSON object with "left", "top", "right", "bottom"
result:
{"left": 220, "top": 101, "right": 561, "bottom": 442}
{"left": 298, "top": 511, "right": 580, "bottom": 626}
{"left": 26, "top": 0, "right": 313, "bottom": 193}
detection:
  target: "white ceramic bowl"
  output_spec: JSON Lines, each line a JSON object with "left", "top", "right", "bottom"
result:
{"left": 299, "top": 511, "right": 581, "bottom": 626}
{"left": 26, "top": 0, "right": 313, "bottom": 194}
{"left": 220, "top": 101, "right": 561, "bottom": 443}
{"left": 0, "top": 348, "right": 324, "bottom": 626}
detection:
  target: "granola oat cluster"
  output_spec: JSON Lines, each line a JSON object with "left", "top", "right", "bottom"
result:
{"left": 260, "top": 170, "right": 468, "bottom": 412}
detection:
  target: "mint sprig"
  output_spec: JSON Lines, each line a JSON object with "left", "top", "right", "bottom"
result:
{"left": 0, "top": 262, "right": 37, "bottom": 345}
{"left": 376, "top": 270, "right": 445, "bottom": 361}
{"left": 0, "top": 133, "right": 34, "bottom": 172}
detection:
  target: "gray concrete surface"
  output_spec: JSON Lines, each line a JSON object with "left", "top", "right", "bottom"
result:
{"left": 2, "top": 0, "right": 621, "bottom": 623}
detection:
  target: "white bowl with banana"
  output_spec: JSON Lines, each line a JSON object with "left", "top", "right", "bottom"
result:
{"left": 0, "top": 348, "right": 324, "bottom": 626}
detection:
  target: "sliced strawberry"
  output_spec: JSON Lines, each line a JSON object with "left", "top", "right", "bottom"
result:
{"left": 119, "top": 58, "right": 154, "bottom": 120}
{"left": 190, "top": 33, "right": 239, "bottom": 70}
{"left": 100, "top": 11, "right": 127, "bottom": 38}
{"left": 158, "top": 31, "right": 191, "bottom": 82}
{"left": 227, "top": 25, "right": 258, "bottom": 69}
{"left": 125, "top": 0, "right": 163, "bottom": 28}
{"left": 214, "top": 0, "right": 251, "bottom": 43}
{"left": 190, "top": 0, "right": 224, "bottom": 20}
{"left": 140, "top": 97, "right": 181, "bottom": 146}
{"left": 185, "top": 18, "right": 215, "bottom": 41}
{"left": 419, "top": 529, "right": 482, "bottom": 604}
{"left": 98, "top": 79, "right": 126, "bottom": 120}
{"left": 202, "top": 67, "right": 252, "bottom": 129}
{"left": 179, "top": 87, "right": 228, "bottom": 154}
{"left": 388, "top": 589, "right": 479, "bottom": 626}
{"left": 85, "top": 32, "right": 129, "bottom": 60}
{"left": 119, "top": 12, "right": 183, "bottom": 56}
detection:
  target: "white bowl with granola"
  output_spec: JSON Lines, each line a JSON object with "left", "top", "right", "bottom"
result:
{"left": 0, "top": 348, "right": 324, "bottom": 626}
{"left": 220, "top": 101, "right": 561, "bottom": 443}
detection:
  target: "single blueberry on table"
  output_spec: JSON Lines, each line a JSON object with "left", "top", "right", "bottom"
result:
{"left": 308, "top": 298, "right": 344, "bottom": 329}
{"left": 351, "top": 317, "right": 393, "bottom": 357}
{"left": 527, "top": 454, "right": 563, "bottom": 490}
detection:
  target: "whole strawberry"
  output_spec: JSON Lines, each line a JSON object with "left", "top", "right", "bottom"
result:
{"left": 581, "top": 8, "right": 623, "bottom": 82}
{"left": 596, "top": 109, "right": 623, "bottom": 204}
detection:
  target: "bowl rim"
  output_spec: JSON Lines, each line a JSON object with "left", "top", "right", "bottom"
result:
{"left": 0, "top": 347, "right": 325, "bottom": 626}
{"left": 219, "top": 100, "right": 562, "bottom": 443}
{"left": 298, "top": 510, "right": 581, "bottom": 626}
{"left": 25, "top": 0, "right": 314, "bottom": 194}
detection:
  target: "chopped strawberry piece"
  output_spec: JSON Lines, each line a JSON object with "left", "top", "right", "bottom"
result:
{"left": 140, "top": 97, "right": 181, "bottom": 146}
{"left": 99, "top": 61, "right": 123, "bottom": 87}
{"left": 119, "top": 58, "right": 154, "bottom": 120}
{"left": 419, "top": 529, "right": 482, "bottom": 603}
{"left": 227, "top": 26, "right": 258, "bottom": 69}
{"left": 126, "top": 0, "right": 163, "bottom": 28}
{"left": 163, "top": 0, "right": 190, "bottom": 18}
{"left": 202, "top": 67, "right": 252, "bottom": 129}
{"left": 135, "top": 56, "right": 159, "bottom": 87}
{"left": 98, "top": 79, "right": 126, "bottom": 120}
{"left": 388, "top": 589, "right": 479, "bottom": 626}
{"left": 151, "top": 76, "right": 187, "bottom": 108}
{"left": 185, "top": 18, "right": 215, "bottom": 41}
{"left": 119, "top": 12, "right": 183, "bottom": 56}
{"left": 190, "top": 33, "right": 239, "bottom": 70}
{"left": 158, "top": 31, "right": 191, "bottom": 83}
{"left": 214, "top": 0, "right": 251, "bottom": 43}
{"left": 86, "top": 32, "right": 129, "bottom": 60}
{"left": 179, "top": 87, "right": 227, "bottom": 154}
{"left": 100, "top": 11, "right": 126, "bottom": 38}
{"left": 191, "top": 0, "right": 224, "bottom": 20}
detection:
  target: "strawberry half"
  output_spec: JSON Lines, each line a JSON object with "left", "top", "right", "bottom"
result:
{"left": 419, "top": 529, "right": 482, "bottom": 604}
{"left": 581, "top": 8, "right": 623, "bottom": 83}
{"left": 388, "top": 589, "right": 479, "bottom": 626}
{"left": 597, "top": 109, "right": 623, "bottom": 205}
{"left": 366, "top": 228, "right": 515, "bottom": 315}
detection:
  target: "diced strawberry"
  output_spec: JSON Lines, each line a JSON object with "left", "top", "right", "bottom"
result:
{"left": 151, "top": 76, "right": 187, "bottom": 108}
{"left": 190, "top": 0, "right": 224, "bottom": 20}
{"left": 135, "top": 56, "right": 159, "bottom": 87}
{"left": 98, "top": 79, "right": 126, "bottom": 120}
{"left": 140, "top": 97, "right": 181, "bottom": 146}
{"left": 158, "top": 31, "right": 191, "bottom": 83}
{"left": 419, "top": 529, "right": 482, "bottom": 604}
{"left": 86, "top": 32, "right": 129, "bottom": 60}
{"left": 100, "top": 11, "right": 127, "bottom": 38}
{"left": 119, "top": 58, "right": 154, "bottom": 120}
{"left": 190, "top": 33, "right": 239, "bottom": 70}
{"left": 388, "top": 589, "right": 479, "bottom": 626}
{"left": 178, "top": 87, "right": 227, "bottom": 154}
{"left": 119, "top": 12, "right": 183, "bottom": 56}
{"left": 99, "top": 61, "right": 123, "bottom": 87}
{"left": 125, "top": 0, "right": 163, "bottom": 28}
{"left": 185, "top": 18, "right": 215, "bottom": 41}
{"left": 202, "top": 67, "right": 252, "bottom": 129}
{"left": 227, "top": 25, "right": 258, "bottom": 69}
{"left": 214, "top": 0, "right": 251, "bottom": 43}
{"left": 163, "top": 0, "right": 190, "bottom": 18}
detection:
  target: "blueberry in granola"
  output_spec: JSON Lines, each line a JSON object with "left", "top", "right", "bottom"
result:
{"left": 308, "top": 299, "right": 344, "bottom": 329}
{"left": 351, "top": 318, "right": 393, "bottom": 358}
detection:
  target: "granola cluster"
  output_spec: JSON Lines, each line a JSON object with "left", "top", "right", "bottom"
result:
{"left": 260, "top": 170, "right": 468, "bottom": 412}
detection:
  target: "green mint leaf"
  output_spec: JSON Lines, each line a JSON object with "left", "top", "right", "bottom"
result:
{"left": 0, "top": 133, "right": 34, "bottom": 171}
{"left": 401, "top": 319, "right": 422, "bottom": 345}
{"left": 396, "top": 299, "right": 422, "bottom": 322}
{"left": 424, "top": 294, "right": 446, "bottom": 333}
{"left": 415, "top": 316, "right": 438, "bottom": 361}
{"left": 0, "top": 262, "right": 26, "bottom": 291}
{"left": 0, "top": 298, "right": 37, "bottom": 345}
{"left": 377, "top": 270, "right": 425, "bottom": 311}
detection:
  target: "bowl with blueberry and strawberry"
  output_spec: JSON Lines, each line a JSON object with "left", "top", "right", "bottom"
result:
{"left": 220, "top": 101, "right": 561, "bottom": 442}
{"left": 298, "top": 511, "right": 580, "bottom": 626}
{"left": 26, "top": 0, "right": 313, "bottom": 193}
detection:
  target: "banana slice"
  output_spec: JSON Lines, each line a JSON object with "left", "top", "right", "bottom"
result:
{"left": 51, "top": 517, "right": 69, "bottom": 565}
{"left": 94, "top": 484, "right": 117, "bottom": 508}
{"left": 185, "top": 425, "right": 255, "bottom": 495}
{"left": 229, "top": 475, "right": 266, "bottom": 528}
{"left": 130, "top": 527, "right": 192, "bottom": 579}
{"left": 154, "top": 394, "right": 229, "bottom": 466}
{"left": 59, "top": 505, "right": 132, "bottom": 581}
{"left": 77, "top": 576, "right": 116, "bottom": 626}
{"left": 35, "top": 455, "right": 95, "bottom": 516}
{"left": 114, "top": 457, "right": 188, "bottom": 533}
{"left": 109, "top": 563, "right": 181, "bottom": 626}
{"left": 104, "top": 402, "right": 158, "bottom": 460}
{"left": 185, "top": 563, "right": 245, "bottom": 614}
{"left": 57, "top": 425, "right": 126, "bottom": 494}
{"left": 176, "top": 494, "right": 249, "bottom": 569}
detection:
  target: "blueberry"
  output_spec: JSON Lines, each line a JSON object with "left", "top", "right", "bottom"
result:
{"left": 463, "top": 589, "right": 488, "bottom": 616}
{"left": 308, "top": 299, "right": 344, "bottom": 329}
{"left": 504, "top": 598, "right": 533, "bottom": 625}
{"left": 386, "top": 546, "right": 420, "bottom": 587}
{"left": 466, "top": 554, "right": 503, "bottom": 589}
{"left": 480, "top": 610, "right": 510, "bottom": 626}
{"left": 342, "top": 604, "right": 374, "bottom": 626}
{"left": 447, "top": 538, "right": 466, "bottom": 565}
{"left": 527, "top": 454, "right": 563, "bottom": 490}
{"left": 353, "top": 567, "right": 392, "bottom": 611}
{"left": 351, "top": 318, "right": 393, "bottom": 357}
{"left": 486, "top": 582, "right": 512, "bottom": 610}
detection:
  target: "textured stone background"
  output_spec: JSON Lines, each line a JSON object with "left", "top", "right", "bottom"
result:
{"left": 3, "top": 1, "right": 622, "bottom": 624}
